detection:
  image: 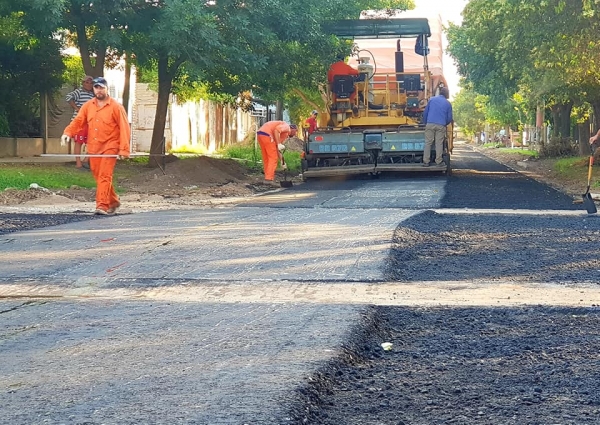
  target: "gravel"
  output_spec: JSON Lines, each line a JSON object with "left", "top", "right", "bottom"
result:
{"left": 292, "top": 305, "right": 600, "bottom": 425}
{"left": 287, "top": 150, "right": 600, "bottom": 424}
{"left": 0, "top": 212, "right": 99, "bottom": 235}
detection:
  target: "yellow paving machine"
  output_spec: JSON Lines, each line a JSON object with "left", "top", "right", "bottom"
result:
{"left": 301, "top": 17, "right": 453, "bottom": 179}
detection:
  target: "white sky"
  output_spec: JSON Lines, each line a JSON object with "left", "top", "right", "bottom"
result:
{"left": 413, "top": 0, "right": 469, "bottom": 98}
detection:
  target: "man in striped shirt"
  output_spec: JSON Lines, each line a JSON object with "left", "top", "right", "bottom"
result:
{"left": 65, "top": 75, "right": 95, "bottom": 169}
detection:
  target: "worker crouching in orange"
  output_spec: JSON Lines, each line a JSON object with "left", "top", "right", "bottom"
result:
{"left": 61, "top": 77, "right": 130, "bottom": 215}
{"left": 256, "top": 121, "right": 297, "bottom": 184}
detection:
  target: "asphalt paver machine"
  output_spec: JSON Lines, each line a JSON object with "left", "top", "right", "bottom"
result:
{"left": 301, "top": 17, "right": 453, "bottom": 180}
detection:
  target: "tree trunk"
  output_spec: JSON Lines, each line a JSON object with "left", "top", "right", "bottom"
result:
{"left": 560, "top": 102, "right": 572, "bottom": 138}
{"left": 276, "top": 100, "right": 283, "bottom": 121}
{"left": 550, "top": 102, "right": 573, "bottom": 138}
{"left": 75, "top": 22, "right": 106, "bottom": 77}
{"left": 149, "top": 56, "right": 173, "bottom": 168}
{"left": 551, "top": 106, "right": 559, "bottom": 137}
{"left": 578, "top": 123, "right": 590, "bottom": 156}
{"left": 122, "top": 52, "right": 131, "bottom": 114}
{"left": 591, "top": 101, "right": 600, "bottom": 161}
{"left": 591, "top": 101, "right": 600, "bottom": 135}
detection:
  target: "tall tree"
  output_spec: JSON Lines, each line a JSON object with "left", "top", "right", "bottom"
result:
{"left": 23, "top": 0, "right": 132, "bottom": 76}
{"left": 127, "top": 0, "right": 415, "bottom": 166}
{"left": 0, "top": 5, "right": 64, "bottom": 136}
{"left": 451, "top": 84, "right": 487, "bottom": 137}
{"left": 447, "top": 0, "right": 600, "bottom": 140}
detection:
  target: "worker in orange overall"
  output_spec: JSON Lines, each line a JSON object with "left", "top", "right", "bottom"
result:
{"left": 61, "top": 77, "right": 130, "bottom": 215}
{"left": 327, "top": 57, "right": 359, "bottom": 104}
{"left": 256, "top": 121, "right": 297, "bottom": 184}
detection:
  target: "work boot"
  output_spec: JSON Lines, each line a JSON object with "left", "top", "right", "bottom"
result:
{"left": 422, "top": 162, "right": 430, "bottom": 167}
{"left": 107, "top": 201, "right": 121, "bottom": 214}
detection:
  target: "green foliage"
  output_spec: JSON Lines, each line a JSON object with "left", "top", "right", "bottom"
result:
{"left": 0, "top": 10, "right": 64, "bottom": 136}
{"left": 452, "top": 84, "right": 486, "bottom": 135}
{"left": 553, "top": 156, "right": 599, "bottom": 187}
{"left": 447, "top": 0, "right": 600, "bottom": 136}
{"left": 218, "top": 144, "right": 262, "bottom": 171}
{"left": 169, "top": 145, "right": 207, "bottom": 155}
{"left": 496, "top": 148, "right": 538, "bottom": 158}
{"left": 120, "top": 156, "right": 148, "bottom": 165}
{"left": 0, "top": 112, "right": 10, "bottom": 137}
{"left": 63, "top": 55, "right": 86, "bottom": 89}
{"left": 285, "top": 88, "right": 325, "bottom": 128}
{"left": 6, "top": 0, "right": 416, "bottom": 150}
{"left": 0, "top": 164, "right": 96, "bottom": 190}
{"left": 218, "top": 143, "right": 301, "bottom": 172}
{"left": 553, "top": 157, "right": 581, "bottom": 176}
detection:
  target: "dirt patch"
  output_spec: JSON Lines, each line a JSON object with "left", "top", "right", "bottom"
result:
{"left": 118, "top": 155, "right": 256, "bottom": 194}
{"left": 0, "top": 155, "right": 295, "bottom": 208}
{"left": 0, "top": 146, "right": 595, "bottom": 208}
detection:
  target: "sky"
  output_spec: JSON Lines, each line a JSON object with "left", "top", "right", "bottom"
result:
{"left": 413, "top": 0, "right": 469, "bottom": 97}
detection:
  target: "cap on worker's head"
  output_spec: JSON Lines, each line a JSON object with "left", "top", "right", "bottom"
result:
{"left": 311, "top": 110, "right": 318, "bottom": 115}
{"left": 289, "top": 124, "right": 297, "bottom": 130}
{"left": 82, "top": 75, "right": 93, "bottom": 83}
{"left": 93, "top": 77, "right": 108, "bottom": 88}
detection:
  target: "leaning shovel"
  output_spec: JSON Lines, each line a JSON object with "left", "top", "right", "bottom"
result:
{"left": 582, "top": 154, "right": 597, "bottom": 214}
{"left": 279, "top": 156, "right": 293, "bottom": 188}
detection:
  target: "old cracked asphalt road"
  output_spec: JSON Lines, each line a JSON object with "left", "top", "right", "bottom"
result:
{"left": 1, "top": 146, "right": 600, "bottom": 424}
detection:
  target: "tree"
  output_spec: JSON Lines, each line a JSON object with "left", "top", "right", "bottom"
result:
{"left": 24, "top": 0, "right": 136, "bottom": 77}
{"left": 0, "top": 7, "right": 64, "bottom": 136}
{"left": 451, "top": 84, "right": 486, "bottom": 137}
{"left": 447, "top": 0, "right": 600, "bottom": 144}
{"left": 6, "top": 0, "right": 415, "bottom": 157}
{"left": 127, "top": 0, "right": 415, "bottom": 166}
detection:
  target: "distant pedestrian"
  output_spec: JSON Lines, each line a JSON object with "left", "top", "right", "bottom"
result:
{"left": 256, "top": 121, "right": 297, "bottom": 184}
{"left": 62, "top": 77, "right": 130, "bottom": 215}
{"left": 65, "top": 75, "right": 95, "bottom": 170}
{"left": 422, "top": 87, "right": 453, "bottom": 166}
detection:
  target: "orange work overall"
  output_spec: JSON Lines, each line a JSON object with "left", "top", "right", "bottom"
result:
{"left": 257, "top": 131, "right": 279, "bottom": 181}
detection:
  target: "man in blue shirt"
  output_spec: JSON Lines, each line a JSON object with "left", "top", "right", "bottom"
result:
{"left": 422, "top": 87, "right": 453, "bottom": 166}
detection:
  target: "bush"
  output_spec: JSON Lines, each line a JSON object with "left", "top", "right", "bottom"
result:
{"left": 539, "top": 137, "right": 578, "bottom": 158}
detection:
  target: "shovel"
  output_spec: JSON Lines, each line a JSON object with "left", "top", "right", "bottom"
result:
{"left": 280, "top": 156, "right": 293, "bottom": 188}
{"left": 582, "top": 154, "right": 597, "bottom": 214}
